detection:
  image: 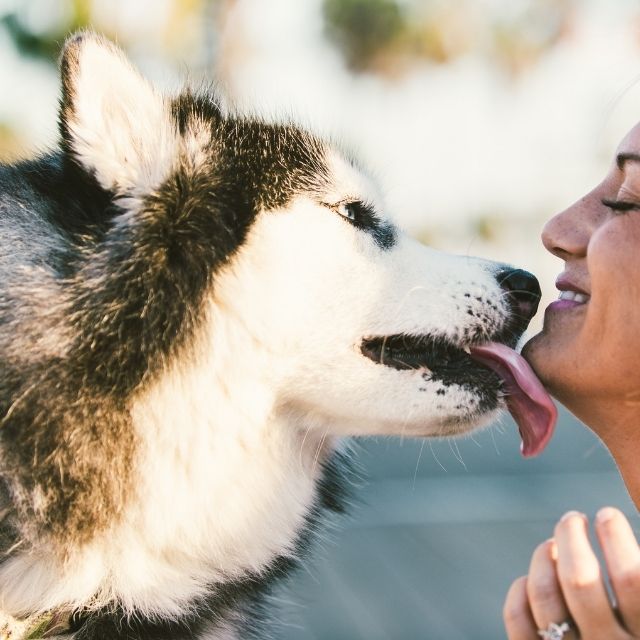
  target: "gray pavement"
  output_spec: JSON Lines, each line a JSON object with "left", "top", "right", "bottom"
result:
{"left": 276, "top": 408, "right": 636, "bottom": 639}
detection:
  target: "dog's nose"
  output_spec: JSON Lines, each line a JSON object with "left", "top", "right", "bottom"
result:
{"left": 498, "top": 268, "right": 541, "bottom": 321}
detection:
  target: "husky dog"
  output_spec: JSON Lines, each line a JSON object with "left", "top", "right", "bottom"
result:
{"left": 0, "top": 32, "right": 545, "bottom": 639}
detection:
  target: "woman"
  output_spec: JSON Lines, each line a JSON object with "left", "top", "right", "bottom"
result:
{"left": 503, "top": 120, "right": 640, "bottom": 639}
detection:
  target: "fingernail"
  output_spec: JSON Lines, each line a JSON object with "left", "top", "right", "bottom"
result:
{"left": 596, "top": 507, "right": 618, "bottom": 525}
{"left": 560, "top": 510, "right": 586, "bottom": 524}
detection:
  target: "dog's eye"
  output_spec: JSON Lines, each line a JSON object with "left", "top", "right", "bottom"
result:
{"left": 324, "top": 199, "right": 369, "bottom": 225}
{"left": 337, "top": 202, "right": 358, "bottom": 221}
{"left": 324, "top": 199, "right": 396, "bottom": 250}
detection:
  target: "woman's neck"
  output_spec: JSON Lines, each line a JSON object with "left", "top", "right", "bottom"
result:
{"left": 565, "top": 394, "right": 640, "bottom": 511}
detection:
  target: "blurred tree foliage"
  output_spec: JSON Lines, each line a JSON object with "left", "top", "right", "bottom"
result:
{"left": 323, "top": 0, "right": 406, "bottom": 71}
{"left": 0, "top": 0, "right": 213, "bottom": 64}
{"left": 0, "top": 0, "right": 91, "bottom": 62}
{"left": 323, "top": 0, "right": 575, "bottom": 78}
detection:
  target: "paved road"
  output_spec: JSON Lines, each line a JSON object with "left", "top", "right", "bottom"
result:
{"left": 277, "top": 408, "right": 635, "bottom": 639}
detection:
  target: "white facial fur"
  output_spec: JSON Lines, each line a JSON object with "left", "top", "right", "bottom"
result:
{"left": 218, "top": 151, "right": 510, "bottom": 439}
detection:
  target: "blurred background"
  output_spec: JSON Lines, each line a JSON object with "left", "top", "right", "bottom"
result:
{"left": 1, "top": 1, "right": 639, "bottom": 638}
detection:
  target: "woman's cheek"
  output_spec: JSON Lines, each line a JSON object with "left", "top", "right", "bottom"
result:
{"left": 589, "top": 215, "right": 640, "bottom": 294}
{"left": 587, "top": 216, "right": 640, "bottom": 382}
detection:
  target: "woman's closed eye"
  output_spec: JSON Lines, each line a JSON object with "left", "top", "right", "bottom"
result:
{"left": 601, "top": 197, "right": 640, "bottom": 214}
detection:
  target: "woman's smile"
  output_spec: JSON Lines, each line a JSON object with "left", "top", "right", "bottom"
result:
{"left": 546, "top": 276, "right": 591, "bottom": 312}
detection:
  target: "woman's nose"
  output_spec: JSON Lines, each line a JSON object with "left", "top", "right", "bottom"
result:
{"left": 541, "top": 198, "right": 592, "bottom": 260}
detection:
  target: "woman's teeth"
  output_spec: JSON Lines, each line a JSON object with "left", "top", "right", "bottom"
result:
{"left": 558, "top": 290, "right": 590, "bottom": 304}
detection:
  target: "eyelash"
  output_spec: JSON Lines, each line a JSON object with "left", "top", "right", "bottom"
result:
{"left": 326, "top": 199, "right": 373, "bottom": 228}
{"left": 601, "top": 198, "right": 640, "bottom": 214}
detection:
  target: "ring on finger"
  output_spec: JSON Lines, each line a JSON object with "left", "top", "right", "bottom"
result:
{"left": 537, "top": 620, "right": 573, "bottom": 640}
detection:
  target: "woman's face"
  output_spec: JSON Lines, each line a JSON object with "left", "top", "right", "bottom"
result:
{"left": 524, "top": 121, "right": 640, "bottom": 413}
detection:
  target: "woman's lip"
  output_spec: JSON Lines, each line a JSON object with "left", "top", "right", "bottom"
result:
{"left": 555, "top": 276, "right": 590, "bottom": 296}
{"left": 547, "top": 299, "right": 588, "bottom": 312}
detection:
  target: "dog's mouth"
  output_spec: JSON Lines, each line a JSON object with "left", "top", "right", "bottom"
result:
{"left": 360, "top": 334, "right": 474, "bottom": 372}
{"left": 360, "top": 334, "right": 557, "bottom": 457}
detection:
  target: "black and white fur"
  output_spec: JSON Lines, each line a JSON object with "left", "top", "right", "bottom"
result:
{"left": 0, "top": 33, "right": 536, "bottom": 639}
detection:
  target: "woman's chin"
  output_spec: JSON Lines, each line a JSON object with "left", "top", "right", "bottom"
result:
{"left": 521, "top": 331, "right": 568, "bottom": 399}
{"left": 522, "top": 331, "right": 592, "bottom": 419}
{"left": 521, "top": 331, "right": 546, "bottom": 372}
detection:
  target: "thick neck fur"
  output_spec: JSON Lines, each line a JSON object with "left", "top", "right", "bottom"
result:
{"left": 123, "top": 309, "right": 334, "bottom": 616}
{"left": 0, "top": 296, "right": 338, "bottom": 624}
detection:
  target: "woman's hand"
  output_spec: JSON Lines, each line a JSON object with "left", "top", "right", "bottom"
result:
{"left": 504, "top": 507, "right": 640, "bottom": 639}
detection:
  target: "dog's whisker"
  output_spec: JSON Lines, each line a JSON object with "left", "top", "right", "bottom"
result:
{"left": 449, "top": 439, "right": 467, "bottom": 470}
{"left": 389, "top": 285, "right": 430, "bottom": 329}
{"left": 299, "top": 423, "right": 314, "bottom": 470}
{"left": 490, "top": 424, "right": 502, "bottom": 455}
{"left": 412, "top": 438, "right": 426, "bottom": 490}
{"left": 429, "top": 441, "right": 447, "bottom": 473}
{"left": 311, "top": 429, "right": 329, "bottom": 477}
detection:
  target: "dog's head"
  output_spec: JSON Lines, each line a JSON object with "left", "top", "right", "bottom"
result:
{"left": 59, "top": 34, "right": 553, "bottom": 454}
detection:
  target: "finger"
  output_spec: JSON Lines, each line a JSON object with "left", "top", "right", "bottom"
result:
{"left": 555, "top": 511, "right": 623, "bottom": 639}
{"left": 504, "top": 576, "right": 538, "bottom": 640}
{"left": 526, "top": 538, "right": 573, "bottom": 634}
{"left": 595, "top": 507, "right": 640, "bottom": 636}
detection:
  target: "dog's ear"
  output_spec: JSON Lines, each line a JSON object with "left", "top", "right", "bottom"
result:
{"left": 59, "top": 32, "right": 178, "bottom": 194}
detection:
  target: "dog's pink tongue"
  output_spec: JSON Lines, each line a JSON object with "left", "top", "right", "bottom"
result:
{"left": 470, "top": 342, "right": 557, "bottom": 457}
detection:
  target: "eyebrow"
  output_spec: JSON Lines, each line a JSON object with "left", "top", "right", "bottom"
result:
{"left": 616, "top": 152, "right": 640, "bottom": 169}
